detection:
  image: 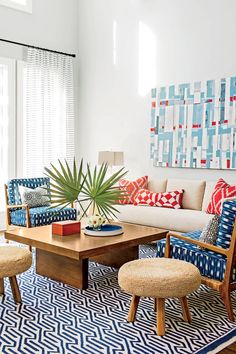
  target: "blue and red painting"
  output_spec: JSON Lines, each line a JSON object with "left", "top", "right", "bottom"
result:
{"left": 150, "top": 77, "right": 236, "bottom": 169}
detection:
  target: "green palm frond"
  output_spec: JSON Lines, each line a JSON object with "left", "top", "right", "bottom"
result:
{"left": 44, "top": 158, "right": 128, "bottom": 221}
{"left": 44, "top": 158, "right": 85, "bottom": 206}
{"left": 80, "top": 163, "right": 127, "bottom": 219}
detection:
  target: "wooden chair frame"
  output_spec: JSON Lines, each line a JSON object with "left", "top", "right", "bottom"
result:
{"left": 4, "top": 184, "right": 31, "bottom": 228}
{"left": 164, "top": 222, "right": 236, "bottom": 321}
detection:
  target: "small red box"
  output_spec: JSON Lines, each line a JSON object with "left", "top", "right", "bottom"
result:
{"left": 52, "top": 220, "right": 81, "bottom": 236}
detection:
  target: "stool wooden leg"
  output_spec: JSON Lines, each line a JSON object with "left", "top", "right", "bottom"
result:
{"left": 9, "top": 276, "right": 21, "bottom": 304}
{"left": 180, "top": 296, "right": 192, "bottom": 323}
{"left": 156, "top": 298, "right": 165, "bottom": 336}
{"left": 154, "top": 298, "right": 157, "bottom": 312}
{"left": 0, "top": 278, "right": 4, "bottom": 295}
{"left": 127, "top": 295, "right": 140, "bottom": 322}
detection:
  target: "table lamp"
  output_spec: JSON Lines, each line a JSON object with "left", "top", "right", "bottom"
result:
{"left": 98, "top": 151, "right": 124, "bottom": 167}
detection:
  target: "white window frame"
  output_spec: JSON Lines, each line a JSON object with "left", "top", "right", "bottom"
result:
{"left": 0, "top": 57, "right": 16, "bottom": 230}
{"left": 0, "top": 0, "right": 32, "bottom": 13}
{"left": 0, "top": 57, "right": 16, "bottom": 179}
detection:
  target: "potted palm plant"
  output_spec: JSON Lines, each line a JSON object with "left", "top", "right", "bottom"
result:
{"left": 44, "top": 159, "right": 127, "bottom": 224}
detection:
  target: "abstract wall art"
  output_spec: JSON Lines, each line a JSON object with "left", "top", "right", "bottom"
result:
{"left": 150, "top": 76, "right": 236, "bottom": 169}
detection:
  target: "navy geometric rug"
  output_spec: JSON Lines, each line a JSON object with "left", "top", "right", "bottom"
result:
{"left": 0, "top": 244, "right": 236, "bottom": 354}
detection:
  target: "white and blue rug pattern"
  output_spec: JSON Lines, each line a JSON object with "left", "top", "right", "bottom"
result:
{"left": 0, "top": 245, "right": 236, "bottom": 354}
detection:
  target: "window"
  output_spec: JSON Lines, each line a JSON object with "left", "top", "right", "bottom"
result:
{"left": 0, "top": 54, "right": 75, "bottom": 229}
{"left": 17, "top": 58, "right": 75, "bottom": 177}
{"left": 0, "top": 0, "right": 32, "bottom": 13}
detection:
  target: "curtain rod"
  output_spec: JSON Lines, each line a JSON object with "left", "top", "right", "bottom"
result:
{"left": 0, "top": 38, "right": 76, "bottom": 58}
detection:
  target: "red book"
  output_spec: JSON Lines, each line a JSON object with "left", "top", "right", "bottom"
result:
{"left": 52, "top": 220, "right": 81, "bottom": 236}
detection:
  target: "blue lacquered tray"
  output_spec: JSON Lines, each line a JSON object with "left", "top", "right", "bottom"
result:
{"left": 84, "top": 224, "right": 123, "bottom": 236}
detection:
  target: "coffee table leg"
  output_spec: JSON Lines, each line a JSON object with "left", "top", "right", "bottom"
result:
{"left": 0, "top": 278, "right": 4, "bottom": 295}
{"left": 36, "top": 249, "right": 89, "bottom": 290}
{"left": 90, "top": 245, "right": 139, "bottom": 268}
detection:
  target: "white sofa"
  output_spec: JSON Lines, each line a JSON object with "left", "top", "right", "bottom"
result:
{"left": 116, "top": 178, "right": 219, "bottom": 233}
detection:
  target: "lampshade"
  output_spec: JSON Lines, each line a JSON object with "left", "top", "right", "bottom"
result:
{"left": 98, "top": 151, "right": 124, "bottom": 166}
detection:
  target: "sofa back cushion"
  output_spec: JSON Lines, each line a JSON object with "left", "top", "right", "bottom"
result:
{"left": 201, "top": 181, "right": 216, "bottom": 211}
{"left": 217, "top": 200, "right": 236, "bottom": 249}
{"left": 148, "top": 180, "right": 167, "bottom": 193}
{"left": 166, "top": 179, "right": 206, "bottom": 210}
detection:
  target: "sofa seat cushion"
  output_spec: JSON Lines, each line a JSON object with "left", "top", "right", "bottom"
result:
{"left": 116, "top": 205, "right": 214, "bottom": 233}
{"left": 10, "top": 206, "right": 76, "bottom": 227}
{"left": 156, "top": 231, "right": 236, "bottom": 282}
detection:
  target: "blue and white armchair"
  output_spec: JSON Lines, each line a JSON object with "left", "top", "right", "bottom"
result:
{"left": 157, "top": 200, "right": 236, "bottom": 321}
{"left": 5, "top": 177, "right": 76, "bottom": 228}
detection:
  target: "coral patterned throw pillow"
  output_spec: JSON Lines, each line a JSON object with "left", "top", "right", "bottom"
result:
{"left": 207, "top": 178, "right": 236, "bottom": 215}
{"left": 118, "top": 176, "right": 148, "bottom": 204}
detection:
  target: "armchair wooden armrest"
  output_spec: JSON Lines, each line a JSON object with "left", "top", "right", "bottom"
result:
{"left": 164, "top": 231, "right": 228, "bottom": 257}
{"left": 7, "top": 204, "right": 28, "bottom": 209}
{"left": 6, "top": 203, "right": 31, "bottom": 228}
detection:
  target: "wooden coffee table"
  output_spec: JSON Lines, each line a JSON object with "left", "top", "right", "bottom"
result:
{"left": 4, "top": 223, "right": 167, "bottom": 290}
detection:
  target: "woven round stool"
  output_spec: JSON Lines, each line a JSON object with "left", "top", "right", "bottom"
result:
{"left": 118, "top": 258, "right": 201, "bottom": 335}
{"left": 0, "top": 246, "right": 32, "bottom": 303}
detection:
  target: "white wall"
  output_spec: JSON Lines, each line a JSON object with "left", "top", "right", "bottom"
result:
{"left": 0, "top": 0, "right": 80, "bottom": 156}
{"left": 78, "top": 0, "right": 236, "bottom": 182}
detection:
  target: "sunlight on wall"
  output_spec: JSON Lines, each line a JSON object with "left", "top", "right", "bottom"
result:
{"left": 13, "top": 0, "right": 27, "bottom": 4}
{"left": 138, "top": 21, "right": 157, "bottom": 96}
{"left": 113, "top": 20, "right": 117, "bottom": 65}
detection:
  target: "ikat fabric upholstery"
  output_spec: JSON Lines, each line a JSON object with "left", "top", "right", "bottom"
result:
{"left": 8, "top": 178, "right": 50, "bottom": 205}
{"left": 217, "top": 200, "right": 236, "bottom": 249}
{"left": 156, "top": 230, "right": 236, "bottom": 282}
{"left": 19, "top": 184, "right": 50, "bottom": 208}
{"left": 7, "top": 177, "right": 76, "bottom": 227}
{"left": 207, "top": 178, "right": 236, "bottom": 215}
{"left": 134, "top": 188, "right": 184, "bottom": 209}
{"left": 10, "top": 206, "right": 76, "bottom": 227}
{"left": 118, "top": 176, "right": 148, "bottom": 204}
{"left": 199, "top": 215, "right": 220, "bottom": 245}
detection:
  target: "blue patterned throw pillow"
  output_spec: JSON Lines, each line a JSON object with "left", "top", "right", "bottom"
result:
{"left": 199, "top": 215, "right": 220, "bottom": 245}
{"left": 18, "top": 185, "right": 50, "bottom": 208}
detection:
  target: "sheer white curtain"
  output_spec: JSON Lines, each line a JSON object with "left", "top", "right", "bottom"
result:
{"left": 24, "top": 48, "right": 75, "bottom": 177}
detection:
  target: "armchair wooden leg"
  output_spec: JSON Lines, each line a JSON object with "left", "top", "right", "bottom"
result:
{"left": 0, "top": 278, "right": 4, "bottom": 295}
{"left": 221, "top": 290, "right": 234, "bottom": 321}
{"left": 156, "top": 298, "right": 165, "bottom": 336}
{"left": 127, "top": 295, "right": 140, "bottom": 322}
{"left": 164, "top": 235, "right": 171, "bottom": 258}
{"left": 9, "top": 276, "right": 21, "bottom": 304}
{"left": 180, "top": 296, "right": 192, "bottom": 323}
